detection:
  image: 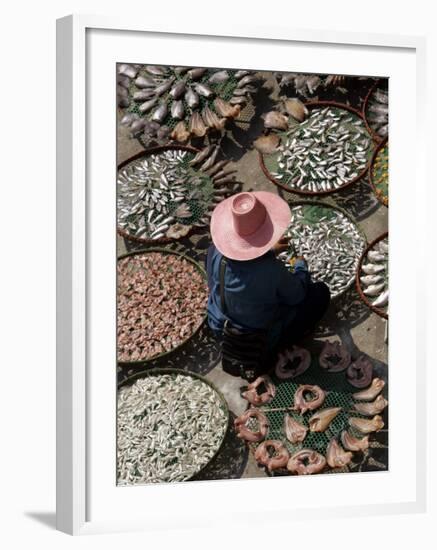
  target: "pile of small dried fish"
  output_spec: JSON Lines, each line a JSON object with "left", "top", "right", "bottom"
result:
{"left": 365, "top": 85, "right": 388, "bottom": 138}
{"left": 359, "top": 235, "right": 389, "bottom": 313}
{"left": 118, "top": 64, "right": 259, "bottom": 143}
{"left": 117, "top": 373, "right": 228, "bottom": 485}
{"left": 117, "top": 147, "right": 238, "bottom": 241}
{"left": 117, "top": 252, "right": 207, "bottom": 362}
{"left": 280, "top": 204, "right": 366, "bottom": 298}
{"left": 266, "top": 106, "right": 371, "bottom": 193}
{"left": 371, "top": 142, "right": 388, "bottom": 206}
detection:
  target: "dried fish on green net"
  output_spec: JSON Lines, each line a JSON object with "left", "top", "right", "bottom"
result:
{"left": 117, "top": 147, "right": 239, "bottom": 241}
{"left": 117, "top": 373, "right": 228, "bottom": 485}
{"left": 359, "top": 235, "right": 389, "bottom": 313}
{"left": 118, "top": 64, "right": 260, "bottom": 143}
{"left": 279, "top": 204, "right": 366, "bottom": 298}
{"left": 371, "top": 142, "right": 388, "bottom": 206}
{"left": 264, "top": 106, "right": 372, "bottom": 193}
{"left": 365, "top": 85, "right": 388, "bottom": 138}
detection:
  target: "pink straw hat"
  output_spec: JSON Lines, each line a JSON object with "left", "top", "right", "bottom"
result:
{"left": 210, "top": 191, "right": 291, "bottom": 261}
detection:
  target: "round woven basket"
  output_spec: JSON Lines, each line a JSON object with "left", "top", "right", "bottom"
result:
{"left": 259, "top": 100, "right": 373, "bottom": 197}
{"left": 368, "top": 136, "right": 388, "bottom": 207}
{"left": 285, "top": 199, "right": 367, "bottom": 300}
{"left": 117, "top": 247, "right": 208, "bottom": 367}
{"left": 117, "top": 144, "right": 201, "bottom": 245}
{"left": 355, "top": 231, "right": 388, "bottom": 319}
{"left": 362, "top": 79, "right": 388, "bottom": 144}
{"left": 118, "top": 368, "right": 230, "bottom": 482}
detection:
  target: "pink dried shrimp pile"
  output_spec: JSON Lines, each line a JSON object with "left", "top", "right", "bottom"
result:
{"left": 117, "top": 252, "right": 207, "bottom": 361}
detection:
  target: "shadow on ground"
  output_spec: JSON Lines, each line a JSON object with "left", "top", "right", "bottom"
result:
{"left": 25, "top": 512, "right": 56, "bottom": 530}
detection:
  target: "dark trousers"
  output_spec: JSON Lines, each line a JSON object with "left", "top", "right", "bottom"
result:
{"left": 277, "top": 281, "right": 331, "bottom": 350}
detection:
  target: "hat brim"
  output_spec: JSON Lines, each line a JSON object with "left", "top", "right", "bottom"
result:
{"left": 210, "top": 191, "right": 291, "bottom": 261}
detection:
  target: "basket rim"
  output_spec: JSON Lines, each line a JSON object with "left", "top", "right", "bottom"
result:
{"left": 355, "top": 231, "right": 388, "bottom": 319}
{"left": 117, "top": 247, "right": 208, "bottom": 366}
{"left": 368, "top": 136, "right": 389, "bottom": 208}
{"left": 258, "top": 100, "right": 373, "bottom": 197}
{"left": 117, "top": 144, "right": 201, "bottom": 245}
{"left": 286, "top": 199, "right": 367, "bottom": 300}
{"left": 362, "top": 79, "right": 387, "bottom": 145}
{"left": 117, "top": 367, "right": 230, "bottom": 483}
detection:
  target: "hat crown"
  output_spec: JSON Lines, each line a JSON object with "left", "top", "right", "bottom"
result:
{"left": 231, "top": 192, "right": 266, "bottom": 236}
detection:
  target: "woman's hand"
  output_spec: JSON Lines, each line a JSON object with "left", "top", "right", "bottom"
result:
{"left": 272, "top": 238, "right": 289, "bottom": 255}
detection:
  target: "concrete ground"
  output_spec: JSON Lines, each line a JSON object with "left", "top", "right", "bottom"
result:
{"left": 117, "top": 72, "right": 388, "bottom": 481}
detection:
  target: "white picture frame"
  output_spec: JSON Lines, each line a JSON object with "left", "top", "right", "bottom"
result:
{"left": 56, "top": 14, "right": 427, "bottom": 535}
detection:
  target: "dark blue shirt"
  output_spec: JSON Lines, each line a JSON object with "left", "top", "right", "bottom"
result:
{"left": 206, "top": 244, "right": 310, "bottom": 346}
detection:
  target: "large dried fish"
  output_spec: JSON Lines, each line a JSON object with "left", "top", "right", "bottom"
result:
{"left": 242, "top": 376, "right": 276, "bottom": 407}
{"left": 287, "top": 449, "right": 326, "bottom": 475}
{"left": 340, "top": 431, "right": 370, "bottom": 452}
{"left": 326, "top": 438, "right": 353, "bottom": 468}
{"left": 284, "top": 414, "right": 307, "bottom": 444}
{"left": 309, "top": 407, "right": 341, "bottom": 432}
{"left": 349, "top": 415, "right": 384, "bottom": 434}
{"left": 234, "top": 408, "right": 269, "bottom": 443}
{"left": 319, "top": 341, "right": 351, "bottom": 372}
{"left": 347, "top": 356, "right": 373, "bottom": 388}
{"left": 293, "top": 385, "right": 326, "bottom": 414}
{"left": 189, "top": 112, "right": 207, "bottom": 137}
{"left": 262, "top": 111, "right": 289, "bottom": 130}
{"left": 254, "top": 440, "right": 290, "bottom": 471}
{"left": 214, "top": 98, "right": 241, "bottom": 119}
{"left": 353, "top": 395, "right": 388, "bottom": 416}
{"left": 275, "top": 346, "right": 311, "bottom": 379}
{"left": 353, "top": 378, "right": 385, "bottom": 401}
{"left": 283, "top": 98, "right": 308, "bottom": 122}
{"left": 170, "top": 121, "right": 190, "bottom": 142}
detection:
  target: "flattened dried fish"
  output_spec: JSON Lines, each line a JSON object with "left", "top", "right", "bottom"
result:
{"left": 349, "top": 415, "right": 384, "bottom": 434}
{"left": 275, "top": 346, "right": 311, "bottom": 379}
{"left": 353, "top": 378, "right": 385, "bottom": 401}
{"left": 293, "top": 385, "right": 326, "bottom": 414}
{"left": 284, "top": 414, "right": 307, "bottom": 444}
{"left": 287, "top": 449, "right": 326, "bottom": 475}
{"left": 253, "top": 134, "right": 280, "bottom": 154}
{"left": 262, "top": 111, "right": 289, "bottom": 130}
{"left": 309, "top": 407, "right": 341, "bottom": 432}
{"left": 319, "top": 341, "right": 351, "bottom": 372}
{"left": 347, "top": 356, "right": 373, "bottom": 388}
{"left": 242, "top": 376, "right": 276, "bottom": 407}
{"left": 340, "top": 430, "right": 369, "bottom": 452}
{"left": 254, "top": 440, "right": 290, "bottom": 471}
{"left": 353, "top": 395, "right": 388, "bottom": 416}
{"left": 235, "top": 408, "right": 269, "bottom": 443}
{"left": 326, "top": 438, "right": 353, "bottom": 468}
{"left": 283, "top": 98, "right": 308, "bottom": 122}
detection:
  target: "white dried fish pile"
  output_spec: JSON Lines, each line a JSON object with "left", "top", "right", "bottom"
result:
{"left": 117, "top": 373, "right": 228, "bottom": 485}
{"left": 366, "top": 87, "right": 388, "bottom": 138}
{"left": 281, "top": 205, "right": 366, "bottom": 298}
{"left": 118, "top": 63, "right": 259, "bottom": 142}
{"left": 269, "top": 107, "right": 371, "bottom": 193}
{"left": 118, "top": 148, "right": 237, "bottom": 241}
{"left": 117, "top": 252, "right": 208, "bottom": 361}
{"left": 359, "top": 236, "right": 388, "bottom": 311}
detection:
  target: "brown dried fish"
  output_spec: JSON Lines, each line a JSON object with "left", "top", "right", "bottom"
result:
{"left": 253, "top": 134, "right": 280, "bottom": 154}
{"left": 347, "top": 356, "right": 373, "bottom": 388}
{"left": 262, "top": 111, "right": 289, "bottom": 130}
{"left": 349, "top": 415, "right": 384, "bottom": 434}
{"left": 319, "top": 341, "right": 351, "bottom": 372}
{"left": 165, "top": 223, "right": 191, "bottom": 239}
{"left": 283, "top": 98, "right": 308, "bottom": 122}
{"left": 326, "top": 438, "right": 353, "bottom": 468}
{"left": 353, "top": 378, "right": 385, "bottom": 401}
{"left": 353, "top": 395, "right": 388, "bottom": 416}
{"left": 213, "top": 98, "right": 241, "bottom": 118}
{"left": 170, "top": 121, "right": 190, "bottom": 143}
{"left": 284, "top": 414, "right": 307, "bottom": 444}
{"left": 309, "top": 407, "right": 341, "bottom": 432}
{"left": 189, "top": 112, "right": 207, "bottom": 137}
{"left": 275, "top": 345, "right": 311, "bottom": 380}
